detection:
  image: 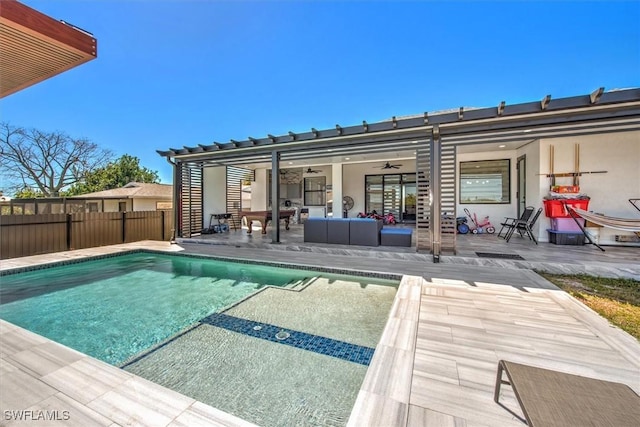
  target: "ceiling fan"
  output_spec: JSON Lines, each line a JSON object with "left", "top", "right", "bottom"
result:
{"left": 304, "top": 167, "right": 322, "bottom": 174}
{"left": 378, "top": 162, "right": 402, "bottom": 170}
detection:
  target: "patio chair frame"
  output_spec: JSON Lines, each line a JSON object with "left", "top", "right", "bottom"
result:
{"left": 494, "top": 360, "right": 640, "bottom": 427}
{"left": 497, "top": 206, "right": 534, "bottom": 240}
{"left": 504, "top": 207, "right": 542, "bottom": 244}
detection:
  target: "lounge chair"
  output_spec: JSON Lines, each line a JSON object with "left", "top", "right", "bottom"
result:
{"left": 505, "top": 207, "right": 542, "bottom": 244}
{"left": 494, "top": 360, "right": 640, "bottom": 427}
{"left": 498, "top": 206, "right": 534, "bottom": 239}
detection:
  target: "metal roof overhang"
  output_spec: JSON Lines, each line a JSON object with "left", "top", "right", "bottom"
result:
{"left": 0, "top": 0, "right": 97, "bottom": 98}
{"left": 158, "top": 88, "right": 640, "bottom": 168}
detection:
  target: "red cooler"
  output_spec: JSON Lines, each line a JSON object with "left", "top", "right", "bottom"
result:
{"left": 543, "top": 199, "right": 590, "bottom": 218}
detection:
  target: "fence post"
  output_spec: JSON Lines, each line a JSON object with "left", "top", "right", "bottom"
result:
{"left": 161, "top": 210, "right": 165, "bottom": 241}
{"left": 122, "top": 211, "right": 126, "bottom": 243}
{"left": 66, "top": 214, "right": 72, "bottom": 250}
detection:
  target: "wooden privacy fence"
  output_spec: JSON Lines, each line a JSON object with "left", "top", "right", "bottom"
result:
{"left": 0, "top": 210, "right": 174, "bottom": 259}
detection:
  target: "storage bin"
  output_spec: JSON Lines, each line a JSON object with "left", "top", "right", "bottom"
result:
{"left": 550, "top": 218, "right": 585, "bottom": 232}
{"left": 547, "top": 229, "right": 585, "bottom": 245}
{"left": 543, "top": 199, "right": 590, "bottom": 218}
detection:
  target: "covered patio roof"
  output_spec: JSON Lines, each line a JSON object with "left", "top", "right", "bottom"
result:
{"left": 159, "top": 87, "right": 640, "bottom": 259}
{"left": 157, "top": 87, "right": 640, "bottom": 167}
{"left": 0, "top": 0, "right": 97, "bottom": 98}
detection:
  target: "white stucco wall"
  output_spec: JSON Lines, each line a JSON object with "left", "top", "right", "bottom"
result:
{"left": 102, "top": 200, "right": 121, "bottom": 212}
{"left": 251, "top": 169, "right": 268, "bottom": 211}
{"left": 535, "top": 130, "right": 640, "bottom": 245}
{"left": 133, "top": 199, "right": 164, "bottom": 211}
{"left": 203, "top": 167, "right": 227, "bottom": 225}
{"left": 332, "top": 163, "right": 343, "bottom": 217}
{"left": 456, "top": 150, "right": 518, "bottom": 230}
{"left": 343, "top": 161, "right": 414, "bottom": 217}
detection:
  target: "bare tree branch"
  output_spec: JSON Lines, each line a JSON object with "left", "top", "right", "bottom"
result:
{"left": 0, "top": 123, "right": 113, "bottom": 197}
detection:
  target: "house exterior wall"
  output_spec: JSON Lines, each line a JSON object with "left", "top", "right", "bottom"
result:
{"left": 456, "top": 150, "right": 519, "bottom": 229}
{"left": 536, "top": 130, "right": 640, "bottom": 245}
{"left": 517, "top": 139, "right": 544, "bottom": 240}
{"left": 302, "top": 165, "right": 331, "bottom": 217}
{"left": 252, "top": 169, "right": 268, "bottom": 211}
{"left": 342, "top": 161, "right": 414, "bottom": 217}
{"left": 102, "top": 200, "right": 130, "bottom": 212}
{"left": 203, "top": 167, "right": 227, "bottom": 225}
{"left": 133, "top": 199, "right": 165, "bottom": 211}
{"left": 102, "top": 199, "right": 169, "bottom": 212}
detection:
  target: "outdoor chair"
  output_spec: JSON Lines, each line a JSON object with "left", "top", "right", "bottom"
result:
{"left": 498, "top": 206, "right": 534, "bottom": 239}
{"left": 494, "top": 360, "right": 640, "bottom": 427}
{"left": 505, "top": 207, "right": 542, "bottom": 244}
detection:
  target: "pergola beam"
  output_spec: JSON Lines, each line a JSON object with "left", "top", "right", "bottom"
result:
{"left": 159, "top": 88, "right": 640, "bottom": 161}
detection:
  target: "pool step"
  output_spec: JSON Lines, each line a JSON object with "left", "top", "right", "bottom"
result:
{"left": 285, "top": 276, "right": 318, "bottom": 291}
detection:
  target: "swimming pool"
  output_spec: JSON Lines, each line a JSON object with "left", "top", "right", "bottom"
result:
{"left": 0, "top": 251, "right": 399, "bottom": 426}
{"left": 0, "top": 252, "right": 320, "bottom": 364}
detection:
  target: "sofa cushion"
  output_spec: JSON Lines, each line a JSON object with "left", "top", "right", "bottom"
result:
{"left": 304, "top": 218, "right": 328, "bottom": 243}
{"left": 381, "top": 227, "right": 412, "bottom": 247}
{"left": 349, "top": 218, "right": 382, "bottom": 246}
{"left": 327, "top": 218, "right": 350, "bottom": 244}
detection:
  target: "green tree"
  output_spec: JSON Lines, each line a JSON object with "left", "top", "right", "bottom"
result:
{"left": 0, "top": 122, "right": 113, "bottom": 197}
{"left": 14, "top": 187, "right": 45, "bottom": 199}
{"left": 65, "top": 154, "right": 160, "bottom": 196}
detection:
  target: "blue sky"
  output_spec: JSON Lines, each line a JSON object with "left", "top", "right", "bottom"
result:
{"left": 3, "top": 0, "right": 639, "bottom": 185}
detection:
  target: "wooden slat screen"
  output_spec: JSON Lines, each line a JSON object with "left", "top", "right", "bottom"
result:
{"left": 441, "top": 145, "right": 457, "bottom": 253}
{"left": 416, "top": 143, "right": 431, "bottom": 251}
{"left": 226, "top": 166, "right": 254, "bottom": 222}
{"left": 179, "top": 163, "right": 203, "bottom": 237}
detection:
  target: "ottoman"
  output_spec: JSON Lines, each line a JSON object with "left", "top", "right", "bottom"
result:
{"left": 380, "top": 227, "right": 412, "bottom": 247}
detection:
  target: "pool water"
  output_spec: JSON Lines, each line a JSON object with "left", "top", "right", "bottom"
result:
{"left": 0, "top": 252, "right": 315, "bottom": 365}
{"left": 0, "top": 252, "right": 400, "bottom": 426}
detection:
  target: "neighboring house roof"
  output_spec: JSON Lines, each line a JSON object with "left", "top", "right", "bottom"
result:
{"left": 70, "top": 182, "right": 172, "bottom": 199}
{"left": 0, "top": 0, "right": 98, "bottom": 98}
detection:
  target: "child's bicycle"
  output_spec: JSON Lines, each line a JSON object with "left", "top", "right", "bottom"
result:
{"left": 463, "top": 208, "right": 496, "bottom": 234}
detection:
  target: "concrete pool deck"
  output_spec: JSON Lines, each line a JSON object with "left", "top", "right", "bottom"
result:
{"left": 1, "top": 241, "right": 639, "bottom": 426}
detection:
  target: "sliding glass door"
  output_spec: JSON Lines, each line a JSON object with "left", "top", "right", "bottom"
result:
{"left": 365, "top": 173, "right": 416, "bottom": 222}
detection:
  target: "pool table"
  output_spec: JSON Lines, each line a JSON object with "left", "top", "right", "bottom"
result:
{"left": 239, "top": 210, "right": 296, "bottom": 234}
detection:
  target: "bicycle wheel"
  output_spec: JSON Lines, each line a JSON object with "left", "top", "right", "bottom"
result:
{"left": 487, "top": 226, "right": 496, "bottom": 234}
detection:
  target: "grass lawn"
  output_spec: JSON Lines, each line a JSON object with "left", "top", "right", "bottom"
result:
{"left": 538, "top": 273, "right": 640, "bottom": 340}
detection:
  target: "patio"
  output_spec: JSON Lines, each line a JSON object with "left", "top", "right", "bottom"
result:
{"left": 178, "top": 223, "right": 640, "bottom": 280}
{"left": 1, "top": 239, "right": 638, "bottom": 426}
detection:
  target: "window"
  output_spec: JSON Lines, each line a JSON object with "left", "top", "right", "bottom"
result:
{"left": 459, "top": 159, "right": 510, "bottom": 204}
{"left": 304, "top": 176, "right": 325, "bottom": 206}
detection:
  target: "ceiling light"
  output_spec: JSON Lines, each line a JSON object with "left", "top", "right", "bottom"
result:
{"left": 498, "top": 144, "right": 506, "bottom": 148}
{"left": 523, "top": 129, "right": 532, "bottom": 133}
{"left": 327, "top": 149, "right": 333, "bottom": 152}
{"left": 288, "top": 162, "right": 293, "bottom": 164}
{"left": 344, "top": 157, "right": 350, "bottom": 160}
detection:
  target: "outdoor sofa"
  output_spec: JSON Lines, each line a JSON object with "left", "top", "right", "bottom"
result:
{"left": 304, "top": 217, "right": 383, "bottom": 246}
